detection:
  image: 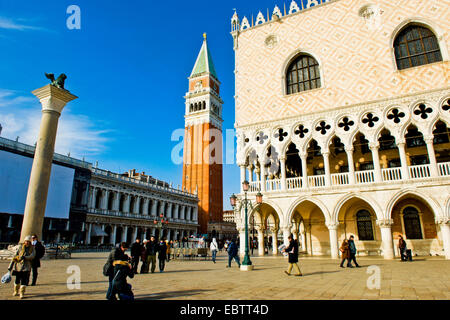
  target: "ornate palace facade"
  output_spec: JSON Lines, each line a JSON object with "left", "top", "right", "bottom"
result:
{"left": 231, "top": 0, "right": 450, "bottom": 259}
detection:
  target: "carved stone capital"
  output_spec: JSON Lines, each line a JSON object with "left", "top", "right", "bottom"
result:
{"left": 326, "top": 222, "right": 339, "bottom": 230}
{"left": 376, "top": 219, "right": 394, "bottom": 228}
{"left": 435, "top": 216, "right": 450, "bottom": 226}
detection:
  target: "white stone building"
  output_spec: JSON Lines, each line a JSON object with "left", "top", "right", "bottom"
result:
{"left": 231, "top": 0, "right": 450, "bottom": 259}
{"left": 85, "top": 168, "right": 199, "bottom": 245}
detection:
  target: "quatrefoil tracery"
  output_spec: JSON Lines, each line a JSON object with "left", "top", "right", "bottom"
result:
{"left": 256, "top": 131, "right": 268, "bottom": 144}
{"left": 316, "top": 121, "right": 331, "bottom": 135}
{"left": 338, "top": 117, "right": 355, "bottom": 132}
{"left": 362, "top": 113, "right": 380, "bottom": 128}
{"left": 274, "top": 128, "right": 288, "bottom": 142}
{"left": 387, "top": 108, "right": 406, "bottom": 124}
{"left": 413, "top": 104, "right": 433, "bottom": 120}
{"left": 294, "top": 125, "right": 309, "bottom": 138}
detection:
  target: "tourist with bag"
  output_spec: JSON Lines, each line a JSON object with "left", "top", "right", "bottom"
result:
{"left": 109, "top": 252, "right": 135, "bottom": 301}
{"left": 9, "top": 235, "right": 35, "bottom": 299}
{"left": 398, "top": 235, "right": 407, "bottom": 261}
{"left": 283, "top": 234, "right": 302, "bottom": 276}
{"left": 105, "top": 242, "right": 129, "bottom": 300}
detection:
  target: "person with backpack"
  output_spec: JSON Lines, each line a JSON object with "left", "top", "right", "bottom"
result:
{"left": 226, "top": 239, "right": 240, "bottom": 268}
{"left": 31, "top": 234, "right": 45, "bottom": 286}
{"left": 347, "top": 235, "right": 360, "bottom": 268}
{"left": 339, "top": 239, "right": 350, "bottom": 268}
{"left": 110, "top": 250, "right": 135, "bottom": 300}
{"left": 105, "top": 242, "right": 129, "bottom": 300}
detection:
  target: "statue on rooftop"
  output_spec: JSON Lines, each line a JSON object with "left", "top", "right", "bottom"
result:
{"left": 45, "top": 73, "right": 68, "bottom": 90}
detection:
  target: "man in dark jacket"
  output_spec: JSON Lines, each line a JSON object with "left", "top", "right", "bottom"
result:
{"left": 226, "top": 239, "right": 240, "bottom": 268}
{"left": 145, "top": 236, "right": 159, "bottom": 273}
{"left": 158, "top": 239, "right": 167, "bottom": 272}
{"left": 130, "top": 239, "right": 143, "bottom": 274}
{"left": 106, "top": 242, "right": 129, "bottom": 300}
{"left": 347, "top": 235, "right": 360, "bottom": 267}
{"left": 283, "top": 234, "right": 302, "bottom": 276}
{"left": 31, "top": 234, "right": 45, "bottom": 286}
{"left": 109, "top": 247, "right": 134, "bottom": 301}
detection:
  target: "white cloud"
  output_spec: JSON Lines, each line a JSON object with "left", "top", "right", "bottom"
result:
{"left": 0, "top": 16, "right": 44, "bottom": 31}
{"left": 0, "top": 89, "right": 111, "bottom": 159}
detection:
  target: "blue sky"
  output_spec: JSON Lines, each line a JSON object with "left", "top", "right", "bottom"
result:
{"left": 0, "top": 0, "right": 297, "bottom": 209}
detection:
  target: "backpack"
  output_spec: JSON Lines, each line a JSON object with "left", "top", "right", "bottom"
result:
{"left": 103, "top": 260, "right": 113, "bottom": 277}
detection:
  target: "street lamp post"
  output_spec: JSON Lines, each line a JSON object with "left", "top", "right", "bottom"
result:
{"left": 154, "top": 213, "right": 169, "bottom": 240}
{"left": 230, "top": 181, "right": 263, "bottom": 271}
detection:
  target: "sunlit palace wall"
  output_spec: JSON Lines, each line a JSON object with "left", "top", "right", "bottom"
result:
{"left": 231, "top": 0, "right": 450, "bottom": 259}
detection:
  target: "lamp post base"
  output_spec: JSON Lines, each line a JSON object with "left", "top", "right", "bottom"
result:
{"left": 240, "top": 264, "right": 254, "bottom": 271}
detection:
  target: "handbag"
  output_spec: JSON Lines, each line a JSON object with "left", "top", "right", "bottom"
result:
{"left": 1, "top": 271, "right": 12, "bottom": 284}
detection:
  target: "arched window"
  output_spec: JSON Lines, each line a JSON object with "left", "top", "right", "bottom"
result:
{"left": 356, "top": 210, "right": 374, "bottom": 240}
{"left": 403, "top": 206, "right": 423, "bottom": 239}
{"left": 394, "top": 25, "right": 442, "bottom": 70}
{"left": 286, "top": 54, "right": 321, "bottom": 95}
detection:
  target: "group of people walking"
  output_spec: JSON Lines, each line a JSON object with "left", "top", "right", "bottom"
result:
{"left": 339, "top": 235, "right": 361, "bottom": 268}
{"left": 6, "top": 235, "right": 45, "bottom": 299}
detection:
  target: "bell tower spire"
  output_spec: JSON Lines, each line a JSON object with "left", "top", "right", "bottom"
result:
{"left": 182, "top": 34, "right": 223, "bottom": 234}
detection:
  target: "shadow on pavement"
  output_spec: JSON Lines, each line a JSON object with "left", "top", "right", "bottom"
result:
{"left": 135, "top": 289, "right": 212, "bottom": 300}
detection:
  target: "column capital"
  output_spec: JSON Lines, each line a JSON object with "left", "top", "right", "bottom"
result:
{"left": 435, "top": 216, "right": 450, "bottom": 226}
{"left": 32, "top": 84, "right": 78, "bottom": 114}
{"left": 281, "top": 225, "right": 292, "bottom": 232}
{"left": 279, "top": 155, "right": 286, "bottom": 162}
{"left": 344, "top": 147, "right": 354, "bottom": 153}
{"left": 369, "top": 142, "right": 380, "bottom": 150}
{"left": 376, "top": 219, "right": 394, "bottom": 227}
{"left": 326, "top": 222, "right": 339, "bottom": 230}
{"left": 424, "top": 135, "right": 435, "bottom": 143}
{"left": 299, "top": 152, "right": 308, "bottom": 159}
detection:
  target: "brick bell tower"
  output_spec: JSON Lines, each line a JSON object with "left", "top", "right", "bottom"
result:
{"left": 182, "top": 33, "right": 223, "bottom": 235}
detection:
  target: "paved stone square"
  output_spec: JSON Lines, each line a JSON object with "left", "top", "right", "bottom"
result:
{"left": 0, "top": 252, "right": 449, "bottom": 300}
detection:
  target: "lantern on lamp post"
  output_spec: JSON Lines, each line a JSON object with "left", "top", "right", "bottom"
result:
{"left": 230, "top": 180, "right": 263, "bottom": 271}
{"left": 154, "top": 213, "right": 169, "bottom": 240}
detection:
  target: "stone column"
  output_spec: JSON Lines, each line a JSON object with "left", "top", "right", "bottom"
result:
{"left": 240, "top": 165, "right": 246, "bottom": 192}
{"left": 112, "top": 192, "right": 120, "bottom": 211}
{"left": 271, "top": 228, "right": 278, "bottom": 255}
{"left": 174, "top": 204, "right": 179, "bottom": 220}
{"left": 397, "top": 141, "right": 410, "bottom": 180}
{"left": 167, "top": 203, "right": 173, "bottom": 218}
{"left": 326, "top": 222, "right": 339, "bottom": 259}
{"left": 300, "top": 153, "right": 308, "bottom": 189}
{"left": 19, "top": 85, "right": 77, "bottom": 242}
{"left": 193, "top": 206, "right": 198, "bottom": 221}
{"left": 142, "top": 198, "right": 150, "bottom": 216}
{"left": 345, "top": 147, "right": 356, "bottom": 185}
{"left": 133, "top": 196, "right": 140, "bottom": 214}
{"left": 151, "top": 199, "right": 158, "bottom": 216}
{"left": 247, "top": 166, "right": 253, "bottom": 182}
{"left": 257, "top": 227, "right": 265, "bottom": 256}
{"left": 167, "top": 229, "right": 172, "bottom": 241}
{"left": 160, "top": 201, "right": 166, "bottom": 217}
{"left": 121, "top": 226, "right": 128, "bottom": 243}
{"left": 186, "top": 207, "right": 192, "bottom": 221}
{"left": 280, "top": 156, "right": 287, "bottom": 191}
{"left": 123, "top": 194, "right": 130, "bottom": 213}
{"left": 425, "top": 136, "right": 439, "bottom": 177}
{"left": 300, "top": 231, "right": 307, "bottom": 252}
{"left": 370, "top": 143, "right": 382, "bottom": 182}
{"left": 238, "top": 227, "right": 246, "bottom": 256}
{"left": 132, "top": 227, "right": 138, "bottom": 243}
{"left": 323, "top": 151, "right": 331, "bottom": 187}
{"left": 282, "top": 226, "right": 291, "bottom": 246}
{"left": 181, "top": 206, "right": 186, "bottom": 220}
{"left": 85, "top": 223, "right": 92, "bottom": 245}
{"left": 260, "top": 166, "right": 266, "bottom": 192}
{"left": 88, "top": 187, "right": 96, "bottom": 209}
{"left": 377, "top": 219, "right": 395, "bottom": 259}
{"left": 436, "top": 217, "right": 450, "bottom": 260}
{"left": 101, "top": 190, "right": 109, "bottom": 210}
{"left": 111, "top": 225, "right": 117, "bottom": 245}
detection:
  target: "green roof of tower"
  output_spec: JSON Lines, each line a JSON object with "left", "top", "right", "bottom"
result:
{"left": 190, "top": 34, "right": 218, "bottom": 80}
